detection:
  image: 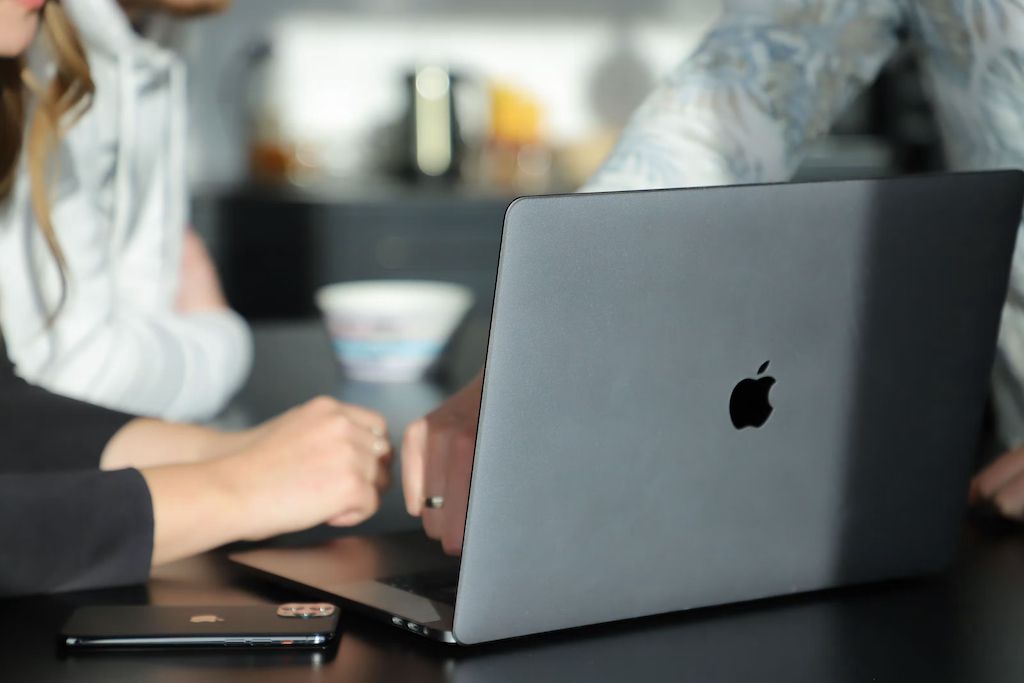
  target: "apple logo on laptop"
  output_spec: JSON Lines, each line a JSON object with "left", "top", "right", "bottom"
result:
{"left": 729, "top": 361, "right": 775, "bottom": 429}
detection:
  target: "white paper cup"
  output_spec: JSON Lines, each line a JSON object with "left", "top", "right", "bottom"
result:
{"left": 316, "top": 280, "right": 474, "bottom": 382}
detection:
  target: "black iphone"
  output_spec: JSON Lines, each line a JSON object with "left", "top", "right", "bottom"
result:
{"left": 61, "top": 603, "right": 340, "bottom": 651}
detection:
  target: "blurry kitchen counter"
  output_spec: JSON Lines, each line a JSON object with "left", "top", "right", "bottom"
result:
{"left": 193, "top": 182, "right": 515, "bottom": 321}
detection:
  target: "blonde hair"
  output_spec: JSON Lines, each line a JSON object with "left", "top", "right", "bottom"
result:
{"left": 0, "top": 1, "right": 94, "bottom": 315}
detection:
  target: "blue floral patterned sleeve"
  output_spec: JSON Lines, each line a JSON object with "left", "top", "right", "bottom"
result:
{"left": 583, "top": 0, "right": 906, "bottom": 192}
{"left": 584, "top": 0, "right": 1024, "bottom": 449}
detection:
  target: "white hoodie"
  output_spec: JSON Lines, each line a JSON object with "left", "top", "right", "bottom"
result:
{"left": 0, "top": 0, "right": 252, "bottom": 421}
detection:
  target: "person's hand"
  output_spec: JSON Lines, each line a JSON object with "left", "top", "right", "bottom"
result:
{"left": 175, "top": 229, "right": 229, "bottom": 314}
{"left": 140, "top": 396, "right": 393, "bottom": 566}
{"left": 970, "top": 446, "right": 1024, "bottom": 520}
{"left": 401, "top": 372, "right": 483, "bottom": 555}
{"left": 207, "top": 396, "right": 392, "bottom": 539}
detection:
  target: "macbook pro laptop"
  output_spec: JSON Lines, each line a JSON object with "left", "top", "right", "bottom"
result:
{"left": 232, "top": 172, "right": 1024, "bottom": 645}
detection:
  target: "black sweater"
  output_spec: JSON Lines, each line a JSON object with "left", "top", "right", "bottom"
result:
{"left": 0, "top": 337, "right": 153, "bottom": 596}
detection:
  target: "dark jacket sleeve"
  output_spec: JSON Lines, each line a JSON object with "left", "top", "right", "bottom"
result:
{"left": 0, "top": 468, "right": 154, "bottom": 596}
{"left": 0, "top": 337, "right": 153, "bottom": 595}
{"left": 0, "top": 339, "right": 134, "bottom": 473}
{"left": 0, "top": 337, "right": 134, "bottom": 473}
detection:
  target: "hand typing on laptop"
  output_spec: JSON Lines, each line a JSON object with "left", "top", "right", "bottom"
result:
{"left": 401, "top": 372, "right": 483, "bottom": 555}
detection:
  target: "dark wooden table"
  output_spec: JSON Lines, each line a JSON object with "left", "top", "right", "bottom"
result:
{"left": 4, "top": 322, "right": 1024, "bottom": 682}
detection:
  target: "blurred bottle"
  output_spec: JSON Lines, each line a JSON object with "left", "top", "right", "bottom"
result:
{"left": 479, "top": 84, "right": 552, "bottom": 194}
{"left": 397, "top": 65, "right": 463, "bottom": 183}
{"left": 245, "top": 40, "right": 315, "bottom": 185}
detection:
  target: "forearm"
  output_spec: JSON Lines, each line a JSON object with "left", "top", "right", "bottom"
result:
{"left": 141, "top": 459, "right": 250, "bottom": 566}
{"left": 100, "top": 418, "right": 252, "bottom": 471}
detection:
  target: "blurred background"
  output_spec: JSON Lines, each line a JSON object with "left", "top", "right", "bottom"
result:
{"left": 178, "top": 0, "right": 943, "bottom": 323}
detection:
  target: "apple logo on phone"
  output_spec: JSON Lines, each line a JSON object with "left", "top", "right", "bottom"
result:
{"left": 729, "top": 361, "right": 775, "bottom": 429}
{"left": 190, "top": 614, "right": 226, "bottom": 624}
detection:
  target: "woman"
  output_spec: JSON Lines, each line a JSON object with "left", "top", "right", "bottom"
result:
{"left": 0, "top": 0, "right": 249, "bottom": 421}
{"left": 0, "top": 0, "right": 391, "bottom": 596}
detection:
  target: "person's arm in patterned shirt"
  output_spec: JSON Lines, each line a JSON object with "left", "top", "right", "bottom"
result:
{"left": 583, "top": 0, "right": 906, "bottom": 192}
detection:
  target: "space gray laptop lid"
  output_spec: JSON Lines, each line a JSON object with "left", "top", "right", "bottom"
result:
{"left": 453, "top": 172, "right": 1024, "bottom": 644}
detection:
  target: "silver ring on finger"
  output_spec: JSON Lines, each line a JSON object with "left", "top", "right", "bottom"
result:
{"left": 424, "top": 496, "right": 445, "bottom": 510}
